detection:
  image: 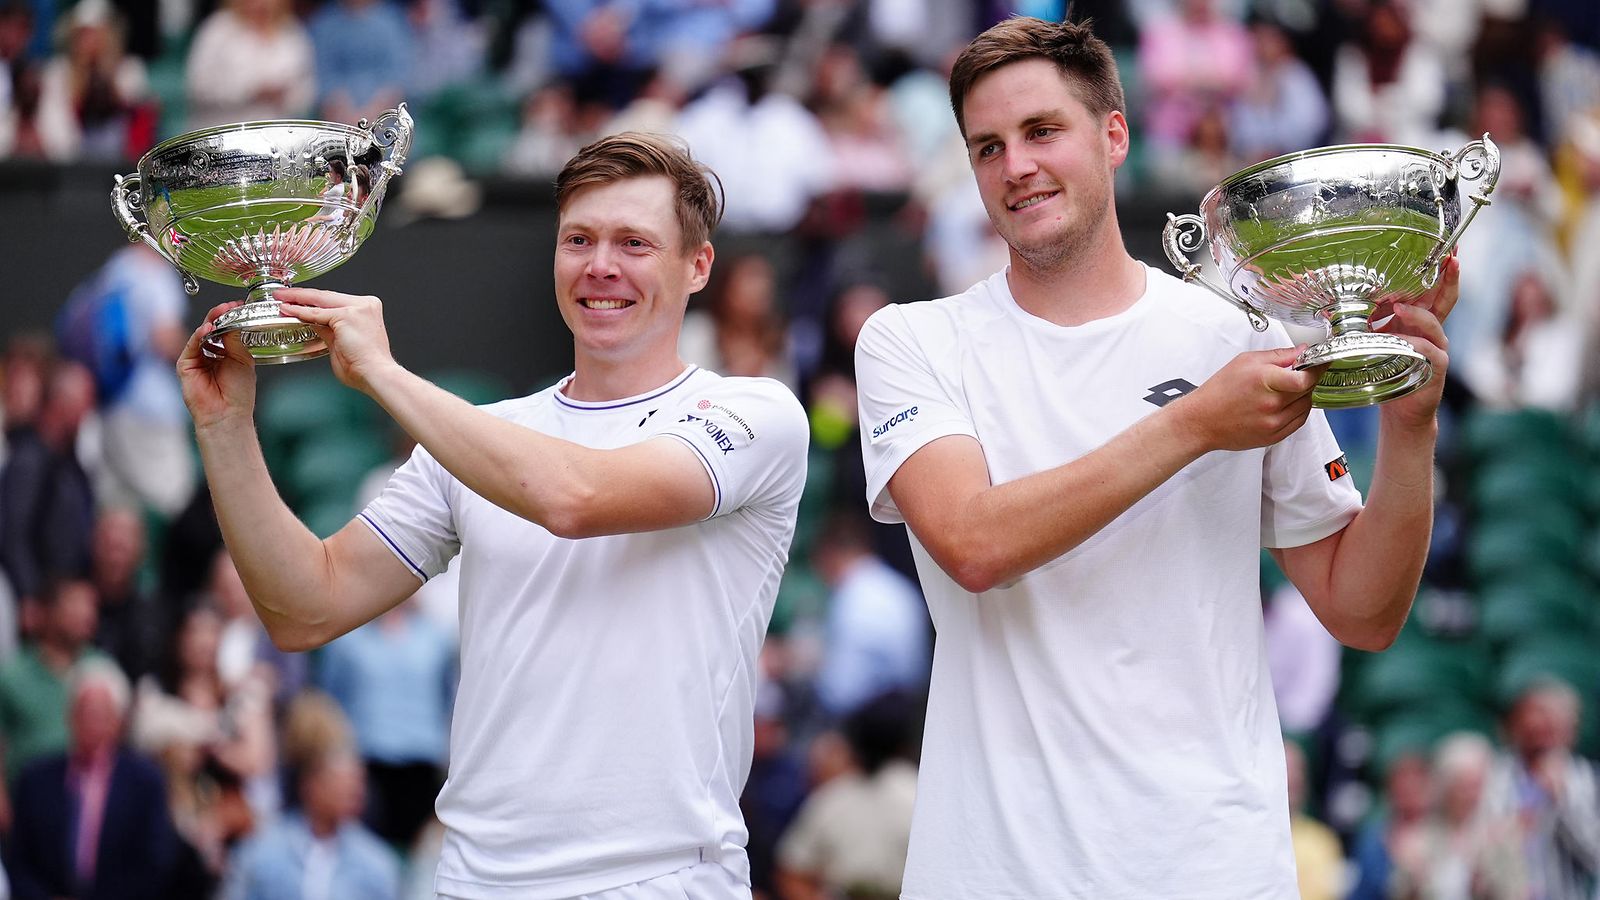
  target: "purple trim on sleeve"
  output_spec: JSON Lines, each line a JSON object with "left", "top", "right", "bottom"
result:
{"left": 357, "top": 513, "right": 428, "bottom": 581}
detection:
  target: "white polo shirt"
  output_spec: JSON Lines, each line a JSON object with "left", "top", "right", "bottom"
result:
{"left": 359, "top": 366, "right": 808, "bottom": 899}
{"left": 855, "top": 266, "right": 1362, "bottom": 900}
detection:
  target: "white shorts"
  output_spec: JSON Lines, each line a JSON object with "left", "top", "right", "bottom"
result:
{"left": 437, "top": 862, "right": 750, "bottom": 900}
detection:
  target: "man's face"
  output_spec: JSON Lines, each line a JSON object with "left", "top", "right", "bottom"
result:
{"left": 962, "top": 59, "right": 1126, "bottom": 273}
{"left": 554, "top": 176, "right": 711, "bottom": 364}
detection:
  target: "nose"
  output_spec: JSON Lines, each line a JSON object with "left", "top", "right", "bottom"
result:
{"left": 585, "top": 243, "right": 621, "bottom": 280}
{"left": 1002, "top": 143, "right": 1039, "bottom": 183}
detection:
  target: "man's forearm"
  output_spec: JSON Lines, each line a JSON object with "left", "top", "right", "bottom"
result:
{"left": 195, "top": 418, "right": 338, "bottom": 642}
{"left": 1317, "top": 415, "right": 1437, "bottom": 641}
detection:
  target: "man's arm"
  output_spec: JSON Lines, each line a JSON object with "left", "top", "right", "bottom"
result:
{"left": 179, "top": 309, "right": 425, "bottom": 653}
{"left": 887, "top": 347, "right": 1325, "bottom": 593}
{"left": 1273, "top": 258, "right": 1460, "bottom": 651}
{"left": 276, "top": 289, "right": 716, "bottom": 539}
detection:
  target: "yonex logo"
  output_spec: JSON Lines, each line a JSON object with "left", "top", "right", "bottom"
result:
{"left": 1142, "top": 379, "right": 1198, "bottom": 407}
{"left": 679, "top": 414, "right": 736, "bottom": 454}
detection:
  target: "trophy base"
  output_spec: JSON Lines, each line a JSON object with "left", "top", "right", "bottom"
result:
{"left": 1295, "top": 332, "right": 1432, "bottom": 409}
{"left": 207, "top": 301, "right": 329, "bottom": 365}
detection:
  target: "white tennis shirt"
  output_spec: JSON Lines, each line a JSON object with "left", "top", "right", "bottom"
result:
{"left": 359, "top": 366, "right": 808, "bottom": 899}
{"left": 855, "top": 266, "right": 1363, "bottom": 899}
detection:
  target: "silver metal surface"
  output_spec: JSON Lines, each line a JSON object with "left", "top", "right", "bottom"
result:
{"left": 112, "top": 104, "right": 414, "bottom": 364}
{"left": 1163, "top": 135, "right": 1500, "bottom": 408}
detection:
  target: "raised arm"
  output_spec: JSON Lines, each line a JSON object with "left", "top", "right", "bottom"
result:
{"left": 885, "top": 346, "right": 1325, "bottom": 593}
{"left": 1273, "top": 257, "right": 1459, "bottom": 651}
{"left": 275, "top": 288, "right": 716, "bottom": 539}
{"left": 178, "top": 308, "right": 424, "bottom": 652}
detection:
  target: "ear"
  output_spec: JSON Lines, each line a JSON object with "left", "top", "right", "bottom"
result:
{"left": 687, "top": 241, "right": 714, "bottom": 295}
{"left": 1105, "top": 110, "right": 1130, "bottom": 169}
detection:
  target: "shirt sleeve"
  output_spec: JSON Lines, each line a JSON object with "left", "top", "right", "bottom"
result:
{"left": 357, "top": 443, "right": 461, "bottom": 582}
{"left": 1260, "top": 408, "right": 1364, "bottom": 548}
{"left": 853, "top": 305, "right": 977, "bottom": 524}
{"left": 654, "top": 377, "right": 809, "bottom": 518}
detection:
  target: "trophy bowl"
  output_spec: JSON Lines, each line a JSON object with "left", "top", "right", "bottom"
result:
{"left": 1164, "top": 135, "right": 1500, "bottom": 408}
{"left": 112, "top": 104, "right": 414, "bottom": 364}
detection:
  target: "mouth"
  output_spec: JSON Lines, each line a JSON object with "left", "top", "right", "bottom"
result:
{"left": 1008, "top": 190, "right": 1059, "bottom": 212}
{"left": 579, "top": 298, "right": 636, "bottom": 310}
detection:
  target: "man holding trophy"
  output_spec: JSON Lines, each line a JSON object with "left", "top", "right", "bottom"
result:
{"left": 853, "top": 16, "right": 1464, "bottom": 899}
{"left": 176, "top": 133, "right": 808, "bottom": 899}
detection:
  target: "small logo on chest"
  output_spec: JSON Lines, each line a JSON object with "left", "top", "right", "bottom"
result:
{"left": 1142, "top": 379, "right": 1198, "bottom": 407}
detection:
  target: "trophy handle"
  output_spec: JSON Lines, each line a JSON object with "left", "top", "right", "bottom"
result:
{"left": 349, "top": 103, "right": 414, "bottom": 236}
{"left": 112, "top": 173, "right": 200, "bottom": 295}
{"left": 1163, "top": 213, "right": 1269, "bottom": 332}
{"left": 1422, "top": 133, "right": 1501, "bottom": 285}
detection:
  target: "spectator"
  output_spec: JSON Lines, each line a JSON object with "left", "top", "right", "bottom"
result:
{"left": 679, "top": 253, "right": 797, "bottom": 387}
{"left": 1284, "top": 739, "right": 1342, "bottom": 900}
{"left": 1484, "top": 677, "right": 1600, "bottom": 900}
{"left": 0, "top": 578, "right": 102, "bottom": 784}
{"left": 185, "top": 0, "right": 314, "bottom": 130}
{"left": 88, "top": 507, "right": 161, "bottom": 683}
{"left": 1137, "top": 0, "right": 1254, "bottom": 158}
{"left": 812, "top": 44, "right": 912, "bottom": 194}
{"left": 307, "top": 0, "right": 411, "bottom": 125}
{"left": 28, "top": 0, "right": 150, "bottom": 162}
{"left": 1229, "top": 15, "right": 1329, "bottom": 163}
{"left": 502, "top": 82, "right": 587, "bottom": 181}
{"left": 131, "top": 602, "right": 278, "bottom": 830}
{"left": 810, "top": 512, "right": 928, "bottom": 720}
{"left": 222, "top": 747, "right": 400, "bottom": 900}
{"left": 1461, "top": 267, "right": 1586, "bottom": 411}
{"left": 675, "top": 35, "right": 834, "bottom": 234}
{"left": 1393, "top": 731, "right": 1527, "bottom": 899}
{"left": 317, "top": 600, "right": 455, "bottom": 851}
{"left": 55, "top": 243, "right": 195, "bottom": 518}
{"left": 205, "top": 549, "right": 306, "bottom": 709}
{"left": 1349, "top": 749, "right": 1435, "bottom": 900}
{"left": 741, "top": 674, "right": 807, "bottom": 899}
{"left": 7, "top": 658, "right": 179, "bottom": 900}
{"left": 0, "top": 360, "right": 95, "bottom": 622}
{"left": 774, "top": 691, "right": 919, "bottom": 900}
{"left": 1332, "top": 0, "right": 1446, "bottom": 145}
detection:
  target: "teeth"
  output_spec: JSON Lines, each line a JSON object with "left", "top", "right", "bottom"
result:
{"left": 1013, "top": 193, "right": 1054, "bottom": 210}
{"left": 585, "top": 299, "right": 630, "bottom": 310}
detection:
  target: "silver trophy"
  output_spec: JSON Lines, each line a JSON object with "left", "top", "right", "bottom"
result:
{"left": 1163, "top": 135, "right": 1500, "bottom": 408}
{"left": 112, "top": 104, "right": 414, "bottom": 364}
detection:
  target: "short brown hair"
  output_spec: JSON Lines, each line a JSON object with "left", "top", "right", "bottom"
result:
{"left": 948, "top": 17, "right": 1126, "bottom": 138}
{"left": 554, "top": 132, "right": 725, "bottom": 251}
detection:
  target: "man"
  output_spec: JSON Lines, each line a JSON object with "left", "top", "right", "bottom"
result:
{"left": 176, "top": 133, "right": 809, "bottom": 898}
{"left": 223, "top": 747, "right": 400, "bottom": 900}
{"left": 0, "top": 577, "right": 104, "bottom": 783}
{"left": 7, "top": 658, "right": 180, "bottom": 900}
{"left": 852, "top": 17, "right": 1455, "bottom": 898}
{"left": 1484, "top": 677, "right": 1600, "bottom": 899}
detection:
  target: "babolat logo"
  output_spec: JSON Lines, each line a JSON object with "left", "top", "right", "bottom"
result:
{"left": 870, "top": 406, "right": 919, "bottom": 443}
{"left": 1325, "top": 454, "right": 1350, "bottom": 482}
{"left": 679, "top": 414, "right": 737, "bottom": 454}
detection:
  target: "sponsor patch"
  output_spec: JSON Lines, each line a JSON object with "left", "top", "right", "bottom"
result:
{"left": 1325, "top": 454, "right": 1350, "bottom": 482}
{"left": 870, "top": 405, "right": 919, "bottom": 444}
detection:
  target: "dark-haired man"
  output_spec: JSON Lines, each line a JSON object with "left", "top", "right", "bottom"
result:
{"left": 179, "top": 133, "right": 808, "bottom": 899}
{"left": 854, "top": 17, "right": 1455, "bottom": 898}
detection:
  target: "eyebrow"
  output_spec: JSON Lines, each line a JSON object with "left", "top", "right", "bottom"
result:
{"left": 966, "top": 111, "right": 1064, "bottom": 149}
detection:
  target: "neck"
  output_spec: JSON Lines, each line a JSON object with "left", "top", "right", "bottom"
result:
{"left": 306, "top": 812, "right": 339, "bottom": 839}
{"left": 1006, "top": 223, "right": 1145, "bottom": 326}
{"left": 37, "top": 639, "right": 77, "bottom": 674}
{"left": 564, "top": 347, "right": 689, "bottom": 402}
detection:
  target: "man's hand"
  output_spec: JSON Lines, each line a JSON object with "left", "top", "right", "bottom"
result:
{"left": 1373, "top": 254, "right": 1458, "bottom": 430}
{"left": 1169, "top": 346, "right": 1324, "bottom": 452}
{"left": 275, "top": 288, "right": 399, "bottom": 397}
{"left": 177, "top": 301, "right": 256, "bottom": 430}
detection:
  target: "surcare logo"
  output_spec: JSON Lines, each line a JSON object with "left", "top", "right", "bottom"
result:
{"left": 870, "top": 405, "right": 919, "bottom": 443}
{"left": 679, "top": 414, "right": 738, "bottom": 455}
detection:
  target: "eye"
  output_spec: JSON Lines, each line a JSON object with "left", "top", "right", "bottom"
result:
{"left": 625, "top": 238, "right": 646, "bottom": 248}
{"left": 565, "top": 234, "right": 589, "bottom": 246}
{"left": 977, "top": 142, "right": 1000, "bottom": 159}
{"left": 1031, "top": 126, "right": 1056, "bottom": 139}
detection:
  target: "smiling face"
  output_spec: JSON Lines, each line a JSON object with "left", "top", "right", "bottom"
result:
{"left": 554, "top": 176, "right": 712, "bottom": 370}
{"left": 962, "top": 58, "right": 1128, "bottom": 275}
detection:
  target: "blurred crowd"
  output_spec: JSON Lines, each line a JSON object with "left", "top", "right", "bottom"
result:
{"left": 2, "top": 0, "right": 1600, "bottom": 898}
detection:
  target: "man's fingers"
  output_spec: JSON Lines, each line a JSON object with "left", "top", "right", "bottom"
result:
{"left": 204, "top": 300, "right": 245, "bottom": 323}
{"left": 1378, "top": 303, "right": 1448, "bottom": 351}
{"left": 274, "top": 287, "right": 360, "bottom": 308}
{"left": 1427, "top": 254, "right": 1462, "bottom": 323}
{"left": 278, "top": 301, "right": 336, "bottom": 326}
{"left": 1264, "top": 361, "right": 1320, "bottom": 395}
